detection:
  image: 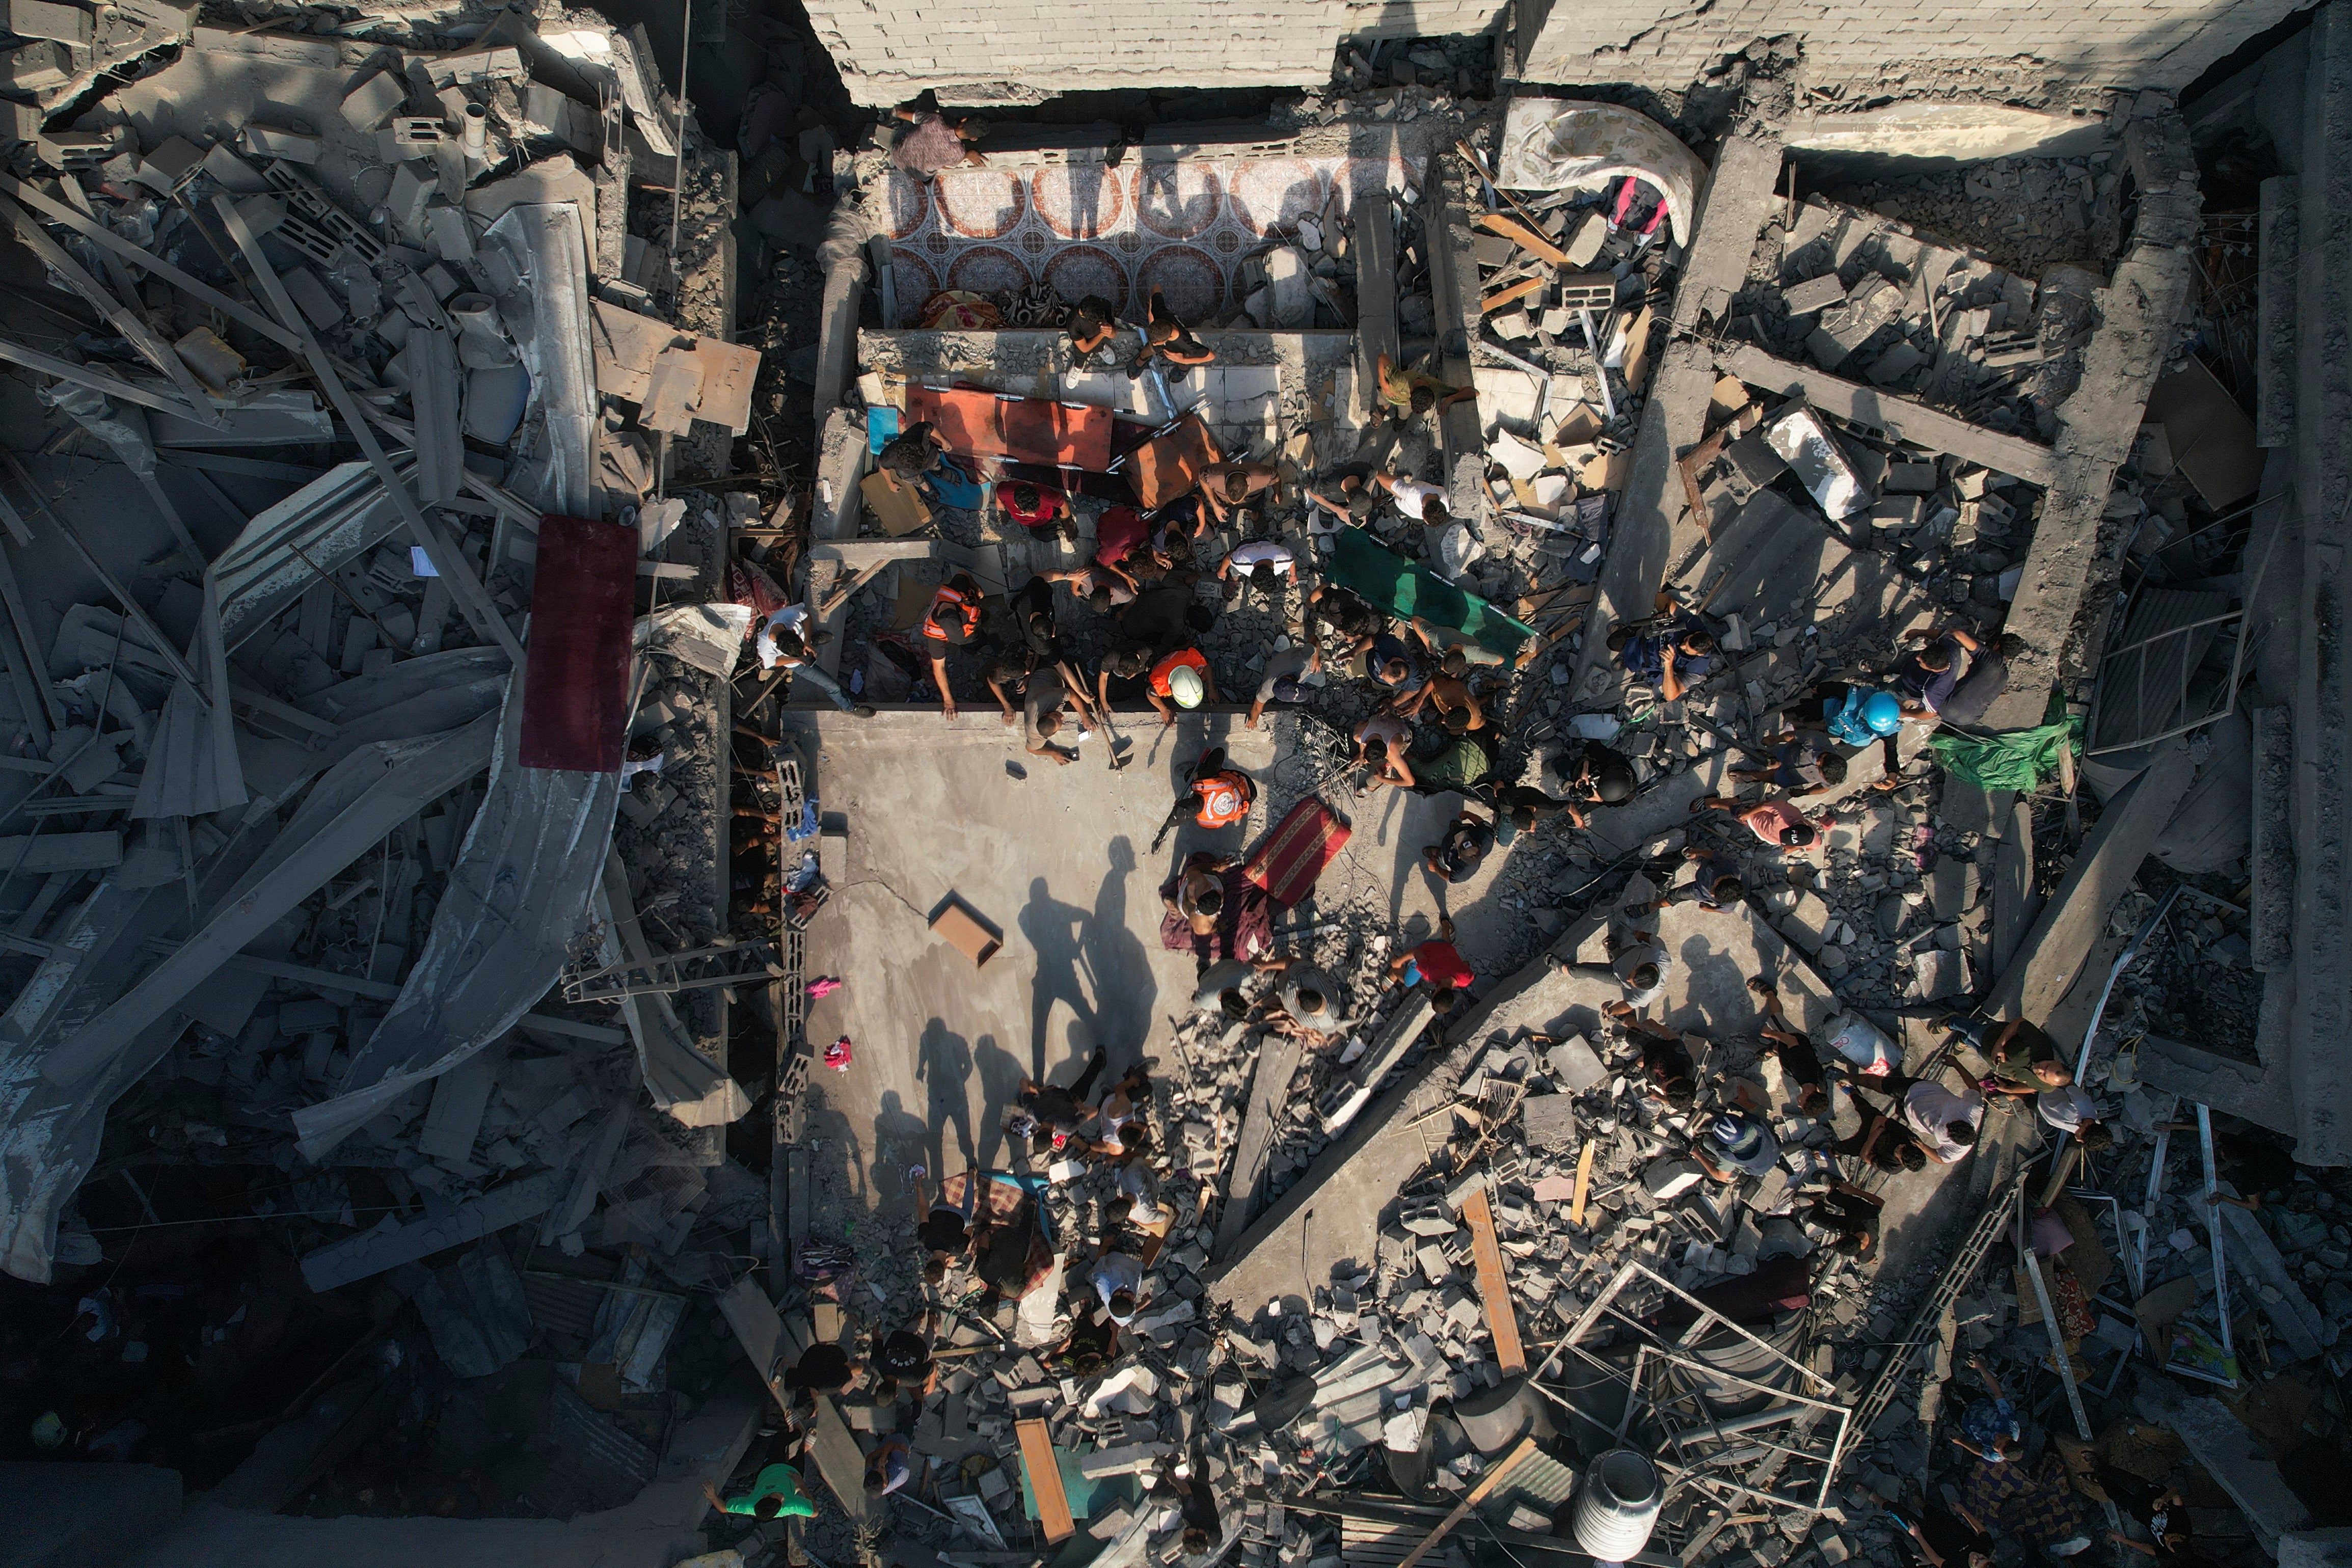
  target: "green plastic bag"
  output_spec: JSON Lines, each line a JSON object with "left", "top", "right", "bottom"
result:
{"left": 1926, "top": 697, "right": 2084, "bottom": 791}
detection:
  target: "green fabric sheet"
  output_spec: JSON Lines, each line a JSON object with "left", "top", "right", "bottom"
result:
{"left": 1927, "top": 696, "right": 2083, "bottom": 791}
{"left": 1326, "top": 525, "right": 1535, "bottom": 655}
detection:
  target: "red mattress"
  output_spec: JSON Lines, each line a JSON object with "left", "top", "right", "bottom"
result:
{"left": 906, "top": 385, "right": 1114, "bottom": 470}
{"left": 520, "top": 515, "right": 637, "bottom": 771}
{"left": 1245, "top": 797, "right": 1352, "bottom": 908}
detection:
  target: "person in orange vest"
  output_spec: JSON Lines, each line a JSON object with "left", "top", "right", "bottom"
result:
{"left": 1144, "top": 644, "right": 1218, "bottom": 727}
{"left": 920, "top": 571, "right": 986, "bottom": 721}
{"left": 1151, "top": 747, "right": 1255, "bottom": 852}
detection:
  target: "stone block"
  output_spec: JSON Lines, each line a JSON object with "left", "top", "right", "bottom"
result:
{"left": 1782, "top": 273, "right": 1847, "bottom": 315}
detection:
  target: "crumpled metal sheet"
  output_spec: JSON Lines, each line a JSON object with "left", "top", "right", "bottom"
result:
{"left": 213, "top": 455, "right": 423, "bottom": 650}
{"left": 1764, "top": 405, "right": 1870, "bottom": 520}
{"left": 291, "top": 673, "right": 623, "bottom": 1159}
{"left": 596, "top": 848, "right": 749, "bottom": 1129}
{"left": 482, "top": 204, "right": 594, "bottom": 519}
{"left": 1496, "top": 98, "right": 1708, "bottom": 249}
{"left": 637, "top": 601, "right": 755, "bottom": 677}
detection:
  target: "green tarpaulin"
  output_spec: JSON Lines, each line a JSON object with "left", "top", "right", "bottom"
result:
{"left": 1927, "top": 698, "right": 2084, "bottom": 791}
{"left": 1326, "top": 526, "right": 1535, "bottom": 655}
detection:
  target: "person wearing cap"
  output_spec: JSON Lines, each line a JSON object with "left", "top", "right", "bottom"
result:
{"left": 1694, "top": 1110, "right": 1782, "bottom": 1181}
{"left": 1197, "top": 461, "right": 1279, "bottom": 533}
{"left": 920, "top": 571, "right": 986, "bottom": 721}
{"left": 1217, "top": 536, "right": 1296, "bottom": 605}
{"left": 1145, "top": 645, "right": 1218, "bottom": 725}
{"left": 1692, "top": 791, "right": 1819, "bottom": 853}
{"left": 872, "top": 1312, "right": 939, "bottom": 1401}
{"left": 1421, "top": 805, "right": 1494, "bottom": 885}
{"left": 995, "top": 478, "right": 1074, "bottom": 540}
{"left": 1387, "top": 916, "right": 1474, "bottom": 1013}
{"left": 1086, "top": 1243, "right": 1147, "bottom": 1325}
{"left": 1247, "top": 642, "right": 1320, "bottom": 728}
{"left": 1150, "top": 747, "right": 1256, "bottom": 851}
{"left": 1372, "top": 468, "right": 1453, "bottom": 527}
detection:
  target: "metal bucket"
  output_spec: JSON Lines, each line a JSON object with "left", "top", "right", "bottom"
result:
{"left": 1572, "top": 1448, "right": 1663, "bottom": 1561}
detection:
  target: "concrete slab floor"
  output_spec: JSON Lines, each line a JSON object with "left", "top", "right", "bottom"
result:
{"left": 787, "top": 709, "right": 1277, "bottom": 1225}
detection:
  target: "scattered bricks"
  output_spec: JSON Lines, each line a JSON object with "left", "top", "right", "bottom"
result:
{"left": 1644, "top": 1157, "right": 1705, "bottom": 1199}
{"left": 1416, "top": 1242, "right": 1452, "bottom": 1283}
{"left": 1557, "top": 272, "right": 1616, "bottom": 311}
{"left": 1564, "top": 210, "right": 1607, "bottom": 266}
{"left": 1818, "top": 1534, "right": 1852, "bottom": 1564}
{"left": 1885, "top": 461, "right": 1939, "bottom": 492}
{"left": 341, "top": 68, "right": 407, "bottom": 131}
{"left": 1782, "top": 273, "right": 1848, "bottom": 316}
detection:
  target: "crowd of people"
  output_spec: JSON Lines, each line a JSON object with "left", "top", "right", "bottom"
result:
{"left": 723, "top": 143, "right": 2131, "bottom": 1559}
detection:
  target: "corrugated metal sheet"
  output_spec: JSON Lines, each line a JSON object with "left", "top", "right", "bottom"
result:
{"left": 2091, "top": 585, "right": 2231, "bottom": 751}
{"left": 212, "top": 454, "right": 420, "bottom": 651}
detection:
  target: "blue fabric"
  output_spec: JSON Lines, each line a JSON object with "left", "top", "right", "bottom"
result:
{"left": 1618, "top": 619, "right": 1713, "bottom": 686}
{"left": 1962, "top": 1396, "right": 2019, "bottom": 1450}
{"left": 923, "top": 458, "right": 984, "bottom": 509}
{"left": 867, "top": 405, "right": 901, "bottom": 454}
{"left": 1825, "top": 688, "right": 1877, "bottom": 747}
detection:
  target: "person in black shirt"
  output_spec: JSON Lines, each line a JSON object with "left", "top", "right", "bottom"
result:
{"left": 777, "top": 1341, "right": 860, "bottom": 1415}
{"left": 1804, "top": 1181, "right": 1885, "bottom": 1258}
{"left": 1836, "top": 1111, "right": 1928, "bottom": 1173}
{"left": 880, "top": 419, "right": 949, "bottom": 482}
{"left": 1066, "top": 294, "right": 1120, "bottom": 363}
{"left": 1049, "top": 1311, "right": 1120, "bottom": 1376}
{"left": 1497, "top": 783, "right": 1587, "bottom": 834}
{"left": 1012, "top": 1045, "right": 1105, "bottom": 1153}
{"left": 1421, "top": 806, "right": 1494, "bottom": 885}
{"left": 1891, "top": 1495, "right": 1992, "bottom": 1568}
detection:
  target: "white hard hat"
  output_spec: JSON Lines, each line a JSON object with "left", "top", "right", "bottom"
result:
{"left": 1169, "top": 664, "right": 1205, "bottom": 709}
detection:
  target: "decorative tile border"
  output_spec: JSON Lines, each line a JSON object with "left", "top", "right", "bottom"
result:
{"left": 885, "top": 154, "right": 1409, "bottom": 327}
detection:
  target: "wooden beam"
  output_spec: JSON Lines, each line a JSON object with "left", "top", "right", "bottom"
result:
{"left": 1480, "top": 275, "right": 1547, "bottom": 315}
{"left": 1016, "top": 1417, "right": 1075, "bottom": 1546}
{"left": 1473, "top": 211, "right": 1570, "bottom": 268}
{"left": 1394, "top": 1436, "right": 1538, "bottom": 1568}
{"left": 1716, "top": 343, "right": 2056, "bottom": 488}
{"left": 1458, "top": 1185, "right": 1527, "bottom": 1376}
{"left": 1571, "top": 1142, "right": 1596, "bottom": 1228}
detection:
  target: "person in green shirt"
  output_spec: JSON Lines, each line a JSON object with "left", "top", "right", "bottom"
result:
{"left": 703, "top": 1459, "right": 816, "bottom": 1521}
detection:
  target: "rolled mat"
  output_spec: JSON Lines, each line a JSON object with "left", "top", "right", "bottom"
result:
{"left": 1243, "top": 796, "right": 1352, "bottom": 908}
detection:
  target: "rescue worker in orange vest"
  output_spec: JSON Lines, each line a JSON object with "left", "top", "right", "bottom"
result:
{"left": 1144, "top": 645, "right": 1218, "bottom": 727}
{"left": 1152, "top": 746, "right": 1255, "bottom": 852}
{"left": 922, "top": 571, "right": 986, "bottom": 721}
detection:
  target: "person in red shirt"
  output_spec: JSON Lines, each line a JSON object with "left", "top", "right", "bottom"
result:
{"left": 995, "top": 480, "right": 1073, "bottom": 540}
{"left": 1387, "top": 916, "right": 1474, "bottom": 1013}
{"left": 921, "top": 571, "right": 985, "bottom": 721}
{"left": 1145, "top": 645, "right": 1218, "bottom": 726}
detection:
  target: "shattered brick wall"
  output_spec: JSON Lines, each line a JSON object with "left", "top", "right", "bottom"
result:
{"left": 804, "top": 0, "right": 1354, "bottom": 104}
{"left": 1516, "top": 0, "right": 2316, "bottom": 102}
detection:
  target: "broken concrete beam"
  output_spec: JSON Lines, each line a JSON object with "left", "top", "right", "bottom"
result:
{"left": 2208, "top": 1185, "right": 2327, "bottom": 1360}
{"left": 1213, "top": 1033, "right": 1302, "bottom": 1260}
{"left": 1989, "top": 739, "right": 2197, "bottom": 1023}
{"left": 0, "top": 832, "right": 120, "bottom": 873}
{"left": 2146, "top": 1386, "right": 2313, "bottom": 1554}
{"left": 299, "top": 1168, "right": 565, "bottom": 1291}
{"left": 1720, "top": 343, "right": 2054, "bottom": 486}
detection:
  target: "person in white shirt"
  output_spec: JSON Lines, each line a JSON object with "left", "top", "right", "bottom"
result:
{"left": 1888, "top": 1073, "right": 1984, "bottom": 1163}
{"left": 755, "top": 605, "right": 872, "bottom": 716}
{"left": 1086, "top": 1246, "right": 1146, "bottom": 1324}
{"left": 1373, "top": 470, "right": 1452, "bottom": 526}
{"left": 1218, "top": 538, "right": 1297, "bottom": 606}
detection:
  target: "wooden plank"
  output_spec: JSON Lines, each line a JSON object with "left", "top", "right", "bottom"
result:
{"left": 1017, "top": 1417, "right": 1075, "bottom": 1545}
{"left": 1480, "top": 275, "right": 1547, "bottom": 315}
{"left": 1571, "top": 1141, "right": 1596, "bottom": 1228}
{"left": 1394, "top": 1437, "right": 1538, "bottom": 1568}
{"left": 1474, "top": 211, "right": 1570, "bottom": 267}
{"left": 1716, "top": 343, "right": 2055, "bottom": 487}
{"left": 639, "top": 345, "right": 704, "bottom": 435}
{"left": 1458, "top": 1186, "right": 1527, "bottom": 1376}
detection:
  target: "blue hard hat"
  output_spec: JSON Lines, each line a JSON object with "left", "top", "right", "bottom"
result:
{"left": 1862, "top": 691, "right": 1904, "bottom": 735}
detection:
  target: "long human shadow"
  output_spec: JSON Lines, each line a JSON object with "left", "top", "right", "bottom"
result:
{"left": 972, "top": 1033, "right": 1023, "bottom": 1173}
{"left": 1019, "top": 876, "right": 1098, "bottom": 1080}
{"left": 870, "top": 1088, "right": 931, "bottom": 1218}
{"left": 1087, "top": 835, "right": 1156, "bottom": 1068}
{"left": 917, "top": 1017, "right": 974, "bottom": 1177}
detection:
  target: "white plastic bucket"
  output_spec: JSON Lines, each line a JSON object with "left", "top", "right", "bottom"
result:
{"left": 1573, "top": 1448, "right": 1663, "bottom": 1561}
